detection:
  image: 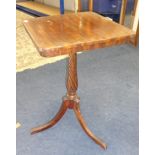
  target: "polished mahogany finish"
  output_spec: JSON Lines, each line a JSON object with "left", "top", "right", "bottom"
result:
{"left": 24, "top": 12, "right": 135, "bottom": 57}
{"left": 24, "top": 12, "right": 136, "bottom": 150}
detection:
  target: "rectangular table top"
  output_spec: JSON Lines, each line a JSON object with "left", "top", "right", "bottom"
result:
{"left": 23, "top": 12, "right": 135, "bottom": 57}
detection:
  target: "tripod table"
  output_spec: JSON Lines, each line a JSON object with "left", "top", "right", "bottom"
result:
{"left": 23, "top": 12, "right": 135, "bottom": 149}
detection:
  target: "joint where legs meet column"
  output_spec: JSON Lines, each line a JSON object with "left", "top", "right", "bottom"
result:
{"left": 62, "top": 94, "right": 80, "bottom": 109}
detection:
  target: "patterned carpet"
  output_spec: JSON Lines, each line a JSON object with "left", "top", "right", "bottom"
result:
{"left": 16, "top": 10, "right": 68, "bottom": 72}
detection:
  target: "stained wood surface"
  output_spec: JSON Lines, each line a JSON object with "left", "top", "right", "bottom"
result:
{"left": 119, "top": 0, "right": 127, "bottom": 25}
{"left": 132, "top": 0, "right": 138, "bottom": 17}
{"left": 88, "top": 0, "right": 94, "bottom": 11}
{"left": 24, "top": 12, "right": 135, "bottom": 57}
{"left": 132, "top": 0, "right": 139, "bottom": 32}
{"left": 130, "top": 0, "right": 139, "bottom": 46}
{"left": 78, "top": 0, "right": 82, "bottom": 12}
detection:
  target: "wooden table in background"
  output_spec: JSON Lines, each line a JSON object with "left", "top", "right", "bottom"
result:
{"left": 24, "top": 12, "right": 135, "bottom": 149}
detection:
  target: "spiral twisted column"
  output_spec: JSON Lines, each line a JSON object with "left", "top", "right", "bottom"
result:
{"left": 66, "top": 52, "right": 78, "bottom": 97}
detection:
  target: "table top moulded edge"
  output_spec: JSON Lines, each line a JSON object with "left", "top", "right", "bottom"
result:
{"left": 23, "top": 12, "right": 136, "bottom": 58}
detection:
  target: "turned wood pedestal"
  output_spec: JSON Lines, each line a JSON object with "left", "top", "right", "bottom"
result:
{"left": 23, "top": 12, "right": 135, "bottom": 150}
{"left": 31, "top": 52, "right": 107, "bottom": 149}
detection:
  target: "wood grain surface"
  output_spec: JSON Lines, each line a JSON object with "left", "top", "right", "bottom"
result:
{"left": 88, "top": 0, "right": 94, "bottom": 11}
{"left": 24, "top": 12, "right": 136, "bottom": 57}
{"left": 119, "top": 0, "right": 127, "bottom": 25}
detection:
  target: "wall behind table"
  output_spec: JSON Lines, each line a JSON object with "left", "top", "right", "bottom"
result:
{"left": 16, "top": 0, "right": 28, "bottom": 2}
{"left": 35, "top": 0, "right": 75, "bottom": 11}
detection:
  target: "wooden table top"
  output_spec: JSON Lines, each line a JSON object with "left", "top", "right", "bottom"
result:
{"left": 23, "top": 12, "right": 135, "bottom": 57}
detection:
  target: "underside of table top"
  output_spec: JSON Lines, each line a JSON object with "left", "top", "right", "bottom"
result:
{"left": 24, "top": 12, "right": 135, "bottom": 57}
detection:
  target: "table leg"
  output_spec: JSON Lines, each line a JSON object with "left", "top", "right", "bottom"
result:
{"left": 31, "top": 101, "right": 68, "bottom": 134}
{"left": 31, "top": 52, "right": 107, "bottom": 149}
{"left": 73, "top": 102, "right": 107, "bottom": 149}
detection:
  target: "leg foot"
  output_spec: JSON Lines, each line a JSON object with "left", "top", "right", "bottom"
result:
{"left": 31, "top": 101, "right": 68, "bottom": 134}
{"left": 73, "top": 103, "right": 107, "bottom": 149}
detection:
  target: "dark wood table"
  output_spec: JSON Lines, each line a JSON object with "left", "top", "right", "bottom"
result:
{"left": 24, "top": 12, "right": 135, "bottom": 149}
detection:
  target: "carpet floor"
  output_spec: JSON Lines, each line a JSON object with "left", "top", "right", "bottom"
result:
{"left": 17, "top": 44, "right": 139, "bottom": 155}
